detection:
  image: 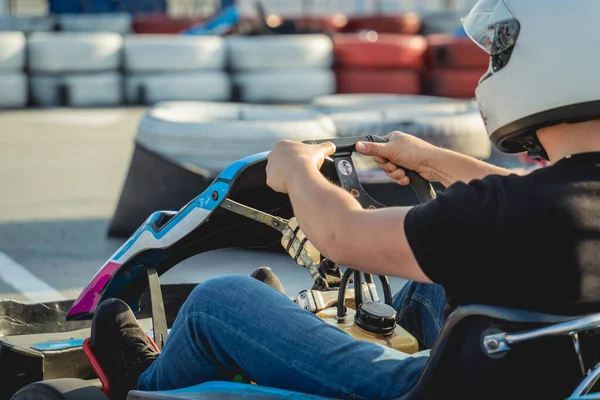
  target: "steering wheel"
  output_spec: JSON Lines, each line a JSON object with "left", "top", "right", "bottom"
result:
{"left": 299, "top": 135, "right": 437, "bottom": 316}
{"left": 303, "top": 135, "right": 437, "bottom": 207}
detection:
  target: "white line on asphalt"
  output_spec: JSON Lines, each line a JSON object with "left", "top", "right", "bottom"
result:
{"left": 0, "top": 252, "right": 67, "bottom": 303}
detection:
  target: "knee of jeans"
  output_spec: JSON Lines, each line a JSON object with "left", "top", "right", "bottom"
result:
{"left": 183, "top": 275, "right": 262, "bottom": 312}
{"left": 392, "top": 281, "right": 419, "bottom": 312}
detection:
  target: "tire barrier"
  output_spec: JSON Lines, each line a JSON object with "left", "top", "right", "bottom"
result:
{"left": 28, "top": 32, "right": 123, "bottom": 73}
{"left": 335, "top": 69, "right": 421, "bottom": 95}
{"left": 343, "top": 14, "right": 422, "bottom": 35}
{"left": 0, "top": 32, "right": 26, "bottom": 71}
{"left": 285, "top": 16, "right": 349, "bottom": 33}
{"left": 333, "top": 33, "right": 426, "bottom": 95}
{"left": 123, "top": 35, "right": 226, "bottom": 72}
{"left": 0, "top": 28, "right": 491, "bottom": 108}
{"left": 0, "top": 33, "right": 27, "bottom": 108}
{"left": 30, "top": 72, "right": 123, "bottom": 107}
{"left": 227, "top": 34, "right": 334, "bottom": 70}
{"left": 228, "top": 34, "right": 335, "bottom": 103}
{"left": 0, "top": 72, "right": 28, "bottom": 108}
{"left": 122, "top": 35, "right": 228, "bottom": 104}
{"left": 57, "top": 13, "right": 132, "bottom": 34}
{"left": 333, "top": 33, "right": 427, "bottom": 69}
{"left": 0, "top": 16, "right": 56, "bottom": 33}
{"left": 426, "top": 34, "right": 489, "bottom": 69}
{"left": 124, "top": 72, "right": 231, "bottom": 105}
{"left": 132, "top": 14, "right": 207, "bottom": 34}
{"left": 233, "top": 69, "right": 335, "bottom": 104}
{"left": 311, "top": 94, "right": 490, "bottom": 159}
{"left": 424, "top": 34, "right": 488, "bottom": 99}
{"left": 311, "top": 93, "right": 459, "bottom": 114}
{"left": 419, "top": 11, "right": 465, "bottom": 35}
{"left": 425, "top": 68, "right": 485, "bottom": 99}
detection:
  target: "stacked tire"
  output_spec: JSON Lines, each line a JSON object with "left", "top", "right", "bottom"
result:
{"left": 57, "top": 13, "right": 132, "bottom": 34}
{"left": 28, "top": 32, "right": 124, "bottom": 107}
{"left": 332, "top": 32, "right": 427, "bottom": 94}
{"left": 227, "top": 34, "right": 336, "bottom": 104}
{"left": 0, "top": 15, "right": 56, "bottom": 33}
{"left": 123, "top": 35, "right": 230, "bottom": 105}
{"left": 343, "top": 14, "right": 422, "bottom": 35}
{"left": 419, "top": 11, "right": 465, "bottom": 35}
{"left": 424, "top": 34, "right": 489, "bottom": 98}
{"left": 311, "top": 93, "right": 491, "bottom": 160}
{"left": 132, "top": 14, "right": 207, "bottom": 34}
{"left": 108, "top": 101, "right": 338, "bottom": 237}
{"left": 0, "top": 32, "right": 27, "bottom": 108}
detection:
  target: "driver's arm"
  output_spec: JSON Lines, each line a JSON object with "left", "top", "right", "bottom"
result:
{"left": 421, "top": 147, "right": 521, "bottom": 187}
{"left": 356, "top": 133, "right": 524, "bottom": 188}
{"left": 287, "top": 164, "right": 433, "bottom": 283}
{"left": 288, "top": 162, "right": 501, "bottom": 285}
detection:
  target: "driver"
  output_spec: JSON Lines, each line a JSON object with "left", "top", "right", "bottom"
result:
{"left": 91, "top": 1, "right": 600, "bottom": 399}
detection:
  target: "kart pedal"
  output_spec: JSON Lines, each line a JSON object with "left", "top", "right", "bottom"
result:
{"left": 82, "top": 336, "right": 160, "bottom": 396}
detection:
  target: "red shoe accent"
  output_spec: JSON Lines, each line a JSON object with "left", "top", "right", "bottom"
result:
{"left": 83, "top": 335, "right": 160, "bottom": 396}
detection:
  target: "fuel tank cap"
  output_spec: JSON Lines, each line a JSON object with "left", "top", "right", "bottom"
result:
{"left": 355, "top": 301, "right": 397, "bottom": 335}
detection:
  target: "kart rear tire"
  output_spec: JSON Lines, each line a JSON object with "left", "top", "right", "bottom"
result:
{"left": 11, "top": 379, "right": 108, "bottom": 400}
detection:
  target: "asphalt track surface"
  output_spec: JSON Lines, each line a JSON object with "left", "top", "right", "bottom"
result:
{"left": 0, "top": 107, "right": 406, "bottom": 304}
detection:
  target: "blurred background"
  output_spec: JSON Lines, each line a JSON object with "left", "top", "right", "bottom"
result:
{"left": 0, "top": 0, "right": 544, "bottom": 306}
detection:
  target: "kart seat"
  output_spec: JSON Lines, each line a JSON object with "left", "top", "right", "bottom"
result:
{"left": 126, "top": 305, "right": 600, "bottom": 400}
{"left": 395, "top": 304, "right": 600, "bottom": 400}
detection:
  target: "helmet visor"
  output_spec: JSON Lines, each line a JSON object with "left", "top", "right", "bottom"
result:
{"left": 462, "top": 0, "right": 518, "bottom": 55}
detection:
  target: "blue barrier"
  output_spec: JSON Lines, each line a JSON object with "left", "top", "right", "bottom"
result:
{"left": 48, "top": 0, "right": 167, "bottom": 14}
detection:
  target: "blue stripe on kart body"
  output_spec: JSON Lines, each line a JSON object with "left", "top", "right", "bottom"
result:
{"left": 132, "top": 381, "right": 328, "bottom": 399}
{"left": 113, "top": 152, "right": 268, "bottom": 261}
{"left": 220, "top": 151, "right": 269, "bottom": 180}
{"left": 113, "top": 180, "right": 228, "bottom": 260}
{"left": 29, "top": 339, "right": 84, "bottom": 351}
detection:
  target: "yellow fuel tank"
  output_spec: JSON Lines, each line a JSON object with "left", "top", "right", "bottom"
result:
{"left": 317, "top": 305, "right": 419, "bottom": 354}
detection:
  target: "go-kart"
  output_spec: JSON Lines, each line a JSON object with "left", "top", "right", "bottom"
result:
{"left": 3, "top": 136, "right": 600, "bottom": 400}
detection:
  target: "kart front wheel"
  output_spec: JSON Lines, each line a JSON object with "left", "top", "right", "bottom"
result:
{"left": 11, "top": 378, "right": 108, "bottom": 400}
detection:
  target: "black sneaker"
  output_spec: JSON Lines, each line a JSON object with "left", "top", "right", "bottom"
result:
{"left": 250, "top": 267, "right": 286, "bottom": 294}
{"left": 90, "top": 298, "right": 159, "bottom": 399}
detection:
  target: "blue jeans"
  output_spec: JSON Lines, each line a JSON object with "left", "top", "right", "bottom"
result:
{"left": 138, "top": 275, "right": 447, "bottom": 399}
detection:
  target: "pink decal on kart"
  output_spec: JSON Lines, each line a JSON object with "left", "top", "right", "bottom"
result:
{"left": 67, "top": 261, "right": 121, "bottom": 317}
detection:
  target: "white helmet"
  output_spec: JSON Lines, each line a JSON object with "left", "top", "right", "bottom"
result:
{"left": 463, "top": 0, "right": 600, "bottom": 158}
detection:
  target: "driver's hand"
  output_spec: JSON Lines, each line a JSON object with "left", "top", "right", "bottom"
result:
{"left": 266, "top": 140, "right": 336, "bottom": 193}
{"left": 355, "top": 131, "right": 438, "bottom": 185}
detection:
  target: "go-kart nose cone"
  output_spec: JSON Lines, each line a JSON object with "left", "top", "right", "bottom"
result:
{"left": 355, "top": 301, "right": 397, "bottom": 335}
